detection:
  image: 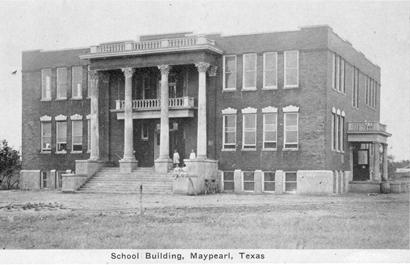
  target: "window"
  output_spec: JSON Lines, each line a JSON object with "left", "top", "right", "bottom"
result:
{"left": 263, "top": 112, "right": 277, "bottom": 149}
{"left": 339, "top": 115, "right": 344, "bottom": 152}
{"left": 87, "top": 118, "right": 91, "bottom": 152}
{"left": 72, "top": 120, "right": 83, "bottom": 152}
{"left": 263, "top": 52, "right": 277, "bottom": 89}
{"left": 41, "top": 69, "right": 52, "bottom": 100}
{"left": 263, "top": 171, "right": 275, "bottom": 192}
{"left": 352, "top": 67, "right": 359, "bottom": 108}
{"left": 332, "top": 53, "right": 346, "bottom": 93}
{"left": 223, "top": 171, "right": 234, "bottom": 191}
{"left": 284, "top": 172, "right": 297, "bottom": 192}
{"left": 141, "top": 121, "right": 149, "bottom": 140}
{"left": 223, "top": 55, "right": 237, "bottom": 90}
{"left": 56, "top": 67, "right": 67, "bottom": 99}
{"left": 242, "top": 53, "right": 257, "bottom": 90}
{"left": 41, "top": 171, "right": 48, "bottom": 189}
{"left": 41, "top": 122, "right": 51, "bottom": 152}
{"left": 56, "top": 121, "right": 67, "bottom": 153}
{"left": 222, "top": 110, "right": 237, "bottom": 150}
{"left": 242, "top": 111, "right": 257, "bottom": 150}
{"left": 72, "top": 66, "right": 83, "bottom": 99}
{"left": 331, "top": 108, "right": 345, "bottom": 152}
{"left": 243, "top": 171, "right": 254, "bottom": 192}
{"left": 283, "top": 106, "right": 299, "bottom": 149}
{"left": 284, "top": 50, "right": 299, "bottom": 88}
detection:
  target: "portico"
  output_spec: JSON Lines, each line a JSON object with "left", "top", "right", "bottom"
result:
{"left": 86, "top": 61, "right": 219, "bottom": 174}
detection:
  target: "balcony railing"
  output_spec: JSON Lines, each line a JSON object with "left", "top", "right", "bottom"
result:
{"left": 347, "top": 122, "right": 387, "bottom": 133}
{"left": 90, "top": 36, "right": 216, "bottom": 54}
{"left": 115, "top": 97, "right": 195, "bottom": 111}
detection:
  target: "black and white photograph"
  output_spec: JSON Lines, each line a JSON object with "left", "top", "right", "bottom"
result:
{"left": 0, "top": 0, "right": 409, "bottom": 263}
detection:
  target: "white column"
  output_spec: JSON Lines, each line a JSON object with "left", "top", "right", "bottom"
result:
{"left": 383, "top": 144, "right": 388, "bottom": 181}
{"left": 195, "top": 62, "right": 210, "bottom": 159}
{"left": 122, "top": 67, "right": 135, "bottom": 161}
{"left": 158, "top": 64, "right": 171, "bottom": 160}
{"left": 89, "top": 70, "right": 100, "bottom": 161}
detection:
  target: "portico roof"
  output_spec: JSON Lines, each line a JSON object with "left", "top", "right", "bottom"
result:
{"left": 347, "top": 122, "right": 391, "bottom": 144}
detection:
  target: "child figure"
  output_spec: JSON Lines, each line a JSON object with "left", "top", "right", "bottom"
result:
{"left": 173, "top": 149, "right": 180, "bottom": 168}
{"left": 189, "top": 149, "right": 196, "bottom": 160}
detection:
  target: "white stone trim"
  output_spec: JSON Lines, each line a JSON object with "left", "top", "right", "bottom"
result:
{"left": 262, "top": 106, "right": 278, "bottom": 113}
{"left": 70, "top": 114, "right": 83, "bottom": 120}
{"left": 336, "top": 109, "right": 341, "bottom": 115}
{"left": 40, "top": 115, "right": 52, "bottom": 122}
{"left": 55, "top": 114, "right": 67, "bottom": 121}
{"left": 86, "top": 114, "right": 91, "bottom": 119}
{"left": 221, "top": 107, "right": 237, "bottom": 114}
{"left": 241, "top": 107, "right": 257, "bottom": 114}
{"left": 283, "top": 105, "right": 299, "bottom": 112}
{"left": 341, "top": 110, "right": 346, "bottom": 117}
{"left": 332, "top": 107, "right": 336, "bottom": 113}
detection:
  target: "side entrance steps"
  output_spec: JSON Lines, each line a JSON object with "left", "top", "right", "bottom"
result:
{"left": 78, "top": 167, "right": 173, "bottom": 194}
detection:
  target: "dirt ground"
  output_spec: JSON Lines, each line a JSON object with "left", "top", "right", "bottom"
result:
{"left": 0, "top": 190, "right": 409, "bottom": 249}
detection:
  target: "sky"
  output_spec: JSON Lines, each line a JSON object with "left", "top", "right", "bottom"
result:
{"left": 0, "top": 0, "right": 409, "bottom": 161}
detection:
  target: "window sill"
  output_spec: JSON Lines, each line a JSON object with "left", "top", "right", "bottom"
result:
{"left": 221, "top": 148, "right": 236, "bottom": 152}
{"left": 71, "top": 151, "right": 83, "bottom": 154}
{"left": 55, "top": 97, "right": 67, "bottom": 101}
{"left": 71, "top": 97, "right": 83, "bottom": 100}
{"left": 283, "top": 85, "right": 299, "bottom": 89}
{"left": 283, "top": 148, "right": 299, "bottom": 151}
{"left": 55, "top": 151, "right": 67, "bottom": 154}
{"left": 241, "top": 87, "right": 257, "bottom": 91}
{"left": 262, "top": 87, "right": 277, "bottom": 90}
{"left": 263, "top": 190, "right": 275, "bottom": 193}
{"left": 241, "top": 148, "right": 257, "bottom": 151}
{"left": 40, "top": 98, "right": 52, "bottom": 102}
{"left": 222, "top": 88, "right": 236, "bottom": 92}
{"left": 262, "top": 148, "right": 277, "bottom": 151}
{"left": 332, "top": 88, "right": 346, "bottom": 96}
{"left": 40, "top": 151, "right": 51, "bottom": 154}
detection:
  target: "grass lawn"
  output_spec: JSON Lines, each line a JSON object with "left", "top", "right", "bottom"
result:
{"left": 0, "top": 191, "right": 409, "bottom": 249}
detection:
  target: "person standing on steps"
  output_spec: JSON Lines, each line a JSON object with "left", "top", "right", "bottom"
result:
{"left": 173, "top": 149, "right": 180, "bottom": 168}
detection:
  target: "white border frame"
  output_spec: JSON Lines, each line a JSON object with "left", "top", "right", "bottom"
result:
{"left": 242, "top": 53, "right": 257, "bottom": 91}
{"left": 222, "top": 55, "right": 237, "bottom": 91}
{"left": 284, "top": 50, "right": 299, "bottom": 89}
{"left": 262, "top": 52, "right": 278, "bottom": 90}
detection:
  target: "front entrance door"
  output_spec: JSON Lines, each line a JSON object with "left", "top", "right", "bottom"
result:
{"left": 153, "top": 121, "right": 185, "bottom": 166}
{"left": 353, "top": 143, "right": 370, "bottom": 181}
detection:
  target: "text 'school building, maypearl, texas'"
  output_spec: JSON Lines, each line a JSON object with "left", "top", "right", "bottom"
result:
{"left": 20, "top": 25, "right": 391, "bottom": 194}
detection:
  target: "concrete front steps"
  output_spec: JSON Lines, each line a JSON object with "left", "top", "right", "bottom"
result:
{"left": 79, "top": 167, "right": 173, "bottom": 194}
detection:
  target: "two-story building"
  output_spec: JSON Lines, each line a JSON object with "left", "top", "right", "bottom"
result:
{"left": 20, "top": 25, "right": 390, "bottom": 194}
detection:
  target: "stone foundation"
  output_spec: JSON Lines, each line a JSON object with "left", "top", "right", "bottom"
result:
{"left": 349, "top": 181, "right": 381, "bottom": 193}
{"left": 20, "top": 170, "right": 41, "bottom": 190}
{"left": 119, "top": 159, "right": 138, "bottom": 173}
{"left": 61, "top": 174, "right": 88, "bottom": 192}
{"left": 155, "top": 158, "right": 173, "bottom": 173}
{"left": 297, "top": 170, "right": 334, "bottom": 194}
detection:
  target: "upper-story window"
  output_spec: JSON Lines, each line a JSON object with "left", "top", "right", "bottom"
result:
{"left": 332, "top": 53, "right": 346, "bottom": 93}
{"left": 56, "top": 67, "right": 68, "bottom": 100}
{"left": 222, "top": 108, "right": 237, "bottom": 150}
{"left": 242, "top": 53, "right": 257, "bottom": 90}
{"left": 72, "top": 66, "right": 83, "bottom": 99}
{"left": 283, "top": 105, "right": 299, "bottom": 149}
{"left": 242, "top": 107, "right": 257, "bottom": 150}
{"left": 223, "top": 55, "right": 237, "bottom": 91}
{"left": 41, "top": 69, "right": 52, "bottom": 100}
{"left": 365, "top": 76, "right": 377, "bottom": 109}
{"left": 284, "top": 51, "right": 299, "bottom": 88}
{"left": 263, "top": 52, "right": 277, "bottom": 89}
{"left": 352, "top": 67, "right": 359, "bottom": 108}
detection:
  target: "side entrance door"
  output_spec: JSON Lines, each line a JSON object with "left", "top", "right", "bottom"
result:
{"left": 352, "top": 143, "right": 370, "bottom": 181}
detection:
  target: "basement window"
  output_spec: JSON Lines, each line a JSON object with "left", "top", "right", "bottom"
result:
{"left": 222, "top": 171, "right": 234, "bottom": 192}
{"left": 243, "top": 171, "right": 255, "bottom": 192}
